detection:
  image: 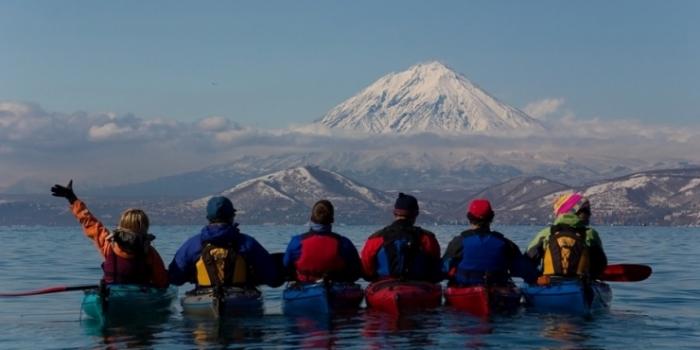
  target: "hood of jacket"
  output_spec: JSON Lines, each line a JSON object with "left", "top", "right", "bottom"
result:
{"left": 200, "top": 223, "right": 241, "bottom": 246}
{"left": 552, "top": 213, "right": 585, "bottom": 228}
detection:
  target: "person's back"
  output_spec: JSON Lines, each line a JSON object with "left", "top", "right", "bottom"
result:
{"left": 283, "top": 200, "right": 361, "bottom": 283}
{"left": 361, "top": 193, "right": 441, "bottom": 282}
{"left": 443, "top": 199, "right": 537, "bottom": 286}
{"left": 526, "top": 193, "right": 607, "bottom": 280}
{"left": 168, "top": 196, "right": 279, "bottom": 289}
{"left": 51, "top": 180, "right": 168, "bottom": 288}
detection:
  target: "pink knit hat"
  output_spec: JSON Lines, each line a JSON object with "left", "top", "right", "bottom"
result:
{"left": 553, "top": 192, "right": 589, "bottom": 216}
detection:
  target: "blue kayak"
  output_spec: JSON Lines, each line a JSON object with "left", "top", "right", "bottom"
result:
{"left": 282, "top": 282, "right": 363, "bottom": 315}
{"left": 521, "top": 279, "right": 612, "bottom": 315}
{"left": 181, "top": 287, "right": 263, "bottom": 318}
{"left": 81, "top": 284, "right": 177, "bottom": 324}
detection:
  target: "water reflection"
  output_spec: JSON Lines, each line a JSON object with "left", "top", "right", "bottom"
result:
{"left": 362, "top": 310, "right": 441, "bottom": 349}
{"left": 539, "top": 315, "right": 592, "bottom": 348}
{"left": 81, "top": 312, "right": 173, "bottom": 349}
{"left": 182, "top": 316, "right": 269, "bottom": 348}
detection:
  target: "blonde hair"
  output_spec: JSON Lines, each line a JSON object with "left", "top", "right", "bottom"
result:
{"left": 118, "top": 208, "right": 150, "bottom": 236}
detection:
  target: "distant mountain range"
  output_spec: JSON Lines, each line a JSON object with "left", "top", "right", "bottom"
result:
{"left": 4, "top": 166, "right": 700, "bottom": 226}
{"left": 3, "top": 61, "right": 698, "bottom": 227}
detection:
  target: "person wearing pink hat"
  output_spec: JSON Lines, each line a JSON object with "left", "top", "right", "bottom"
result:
{"left": 526, "top": 192, "right": 607, "bottom": 280}
{"left": 442, "top": 199, "right": 538, "bottom": 286}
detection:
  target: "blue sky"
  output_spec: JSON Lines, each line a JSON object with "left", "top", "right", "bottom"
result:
{"left": 1, "top": 1, "right": 698, "bottom": 128}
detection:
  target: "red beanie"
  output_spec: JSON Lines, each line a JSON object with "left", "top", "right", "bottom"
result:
{"left": 467, "top": 199, "right": 494, "bottom": 220}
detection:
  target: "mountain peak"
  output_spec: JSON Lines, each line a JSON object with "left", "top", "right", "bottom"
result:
{"left": 312, "top": 61, "right": 543, "bottom": 134}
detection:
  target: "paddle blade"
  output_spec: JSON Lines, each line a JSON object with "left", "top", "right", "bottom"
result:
{"left": 600, "top": 264, "right": 652, "bottom": 282}
{"left": 0, "top": 284, "right": 98, "bottom": 297}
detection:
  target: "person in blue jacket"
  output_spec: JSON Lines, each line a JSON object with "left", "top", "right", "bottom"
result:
{"left": 168, "top": 196, "right": 280, "bottom": 289}
{"left": 442, "top": 198, "right": 537, "bottom": 286}
{"left": 283, "top": 200, "right": 362, "bottom": 282}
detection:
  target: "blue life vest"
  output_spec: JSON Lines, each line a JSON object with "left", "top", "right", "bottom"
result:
{"left": 373, "top": 224, "right": 433, "bottom": 280}
{"left": 454, "top": 230, "right": 511, "bottom": 285}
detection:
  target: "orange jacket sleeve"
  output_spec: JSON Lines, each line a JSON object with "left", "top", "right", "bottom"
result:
{"left": 70, "top": 199, "right": 111, "bottom": 257}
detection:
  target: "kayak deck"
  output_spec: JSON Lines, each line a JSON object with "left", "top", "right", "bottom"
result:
{"left": 444, "top": 284, "right": 521, "bottom": 317}
{"left": 522, "top": 279, "right": 612, "bottom": 315}
{"left": 81, "top": 284, "right": 177, "bottom": 324}
{"left": 365, "top": 279, "right": 442, "bottom": 315}
{"left": 282, "top": 281, "right": 363, "bottom": 315}
{"left": 181, "top": 287, "right": 263, "bottom": 318}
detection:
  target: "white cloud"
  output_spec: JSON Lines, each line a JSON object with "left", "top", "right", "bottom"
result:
{"left": 197, "top": 116, "right": 231, "bottom": 131}
{"left": 523, "top": 98, "right": 566, "bottom": 120}
{"left": 2, "top": 99, "right": 700, "bottom": 190}
{"left": 88, "top": 122, "right": 132, "bottom": 141}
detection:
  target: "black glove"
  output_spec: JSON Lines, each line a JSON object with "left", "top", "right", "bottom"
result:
{"left": 51, "top": 180, "right": 78, "bottom": 204}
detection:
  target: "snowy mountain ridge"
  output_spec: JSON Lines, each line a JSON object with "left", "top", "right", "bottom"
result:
{"left": 313, "top": 61, "right": 543, "bottom": 134}
{"left": 191, "top": 165, "right": 394, "bottom": 224}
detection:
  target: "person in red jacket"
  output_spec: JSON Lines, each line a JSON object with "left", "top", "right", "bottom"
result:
{"left": 51, "top": 180, "right": 168, "bottom": 288}
{"left": 360, "top": 193, "right": 441, "bottom": 282}
{"left": 283, "top": 200, "right": 362, "bottom": 283}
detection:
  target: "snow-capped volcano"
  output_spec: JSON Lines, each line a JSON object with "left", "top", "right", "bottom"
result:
{"left": 313, "top": 61, "right": 543, "bottom": 134}
{"left": 191, "top": 165, "right": 394, "bottom": 224}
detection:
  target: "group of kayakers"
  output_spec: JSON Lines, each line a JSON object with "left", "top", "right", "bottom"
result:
{"left": 50, "top": 180, "right": 606, "bottom": 299}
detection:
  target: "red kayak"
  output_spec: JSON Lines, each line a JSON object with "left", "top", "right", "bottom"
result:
{"left": 365, "top": 279, "right": 442, "bottom": 315}
{"left": 444, "top": 284, "right": 521, "bottom": 317}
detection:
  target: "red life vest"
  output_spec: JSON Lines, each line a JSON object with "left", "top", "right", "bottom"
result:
{"left": 101, "top": 246, "right": 150, "bottom": 285}
{"left": 295, "top": 231, "right": 346, "bottom": 282}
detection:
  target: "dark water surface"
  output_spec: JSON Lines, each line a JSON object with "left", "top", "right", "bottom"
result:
{"left": 1, "top": 225, "right": 698, "bottom": 349}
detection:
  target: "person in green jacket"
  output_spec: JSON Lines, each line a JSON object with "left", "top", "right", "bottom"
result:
{"left": 526, "top": 192, "right": 607, "bottom": 280}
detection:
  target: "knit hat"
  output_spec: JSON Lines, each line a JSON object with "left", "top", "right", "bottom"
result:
{"left": 206, "top": 196, "right": 236, "bottom": 222}
{"left": 553, "top": 192, "right": 589, "bottom": 216}
{"left": 393, "top": 192, "right": 419, "bottom": 216}
{"left": 467, "top": 198, "right": 494, "bottom": 221}
{"left": 310, "top": 200, "right": 334, "bottom": 225}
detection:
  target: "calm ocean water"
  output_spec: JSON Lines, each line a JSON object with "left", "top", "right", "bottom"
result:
{"left": 0, "top": 224, "right": 698, "bottom": 349}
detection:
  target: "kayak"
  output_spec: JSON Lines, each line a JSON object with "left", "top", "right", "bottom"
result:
{"left": 81, "top": 284, "right": 177, "bottom": 324}
{"left": 521, "top": 279, "right": 612, "bottom": 315}
{"left": 282, "top": 281, "right": 364, "bottom": 315}
{"left": 365, "top": 279, "right": 442, "bottom": 315}
{"left": 444, "top": 284, "right": 521, "bottom": 317}
{"left": 181, "top": 287, "right": 263, "bottom": 318}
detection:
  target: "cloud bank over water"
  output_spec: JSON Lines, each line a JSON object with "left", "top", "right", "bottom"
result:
{"left": 1, "top": 100, "right": 698, "bottom": 189}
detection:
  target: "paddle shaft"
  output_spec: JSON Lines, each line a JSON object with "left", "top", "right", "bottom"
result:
{"left": 0, "top": 284, "right": 98, "bottom": 297}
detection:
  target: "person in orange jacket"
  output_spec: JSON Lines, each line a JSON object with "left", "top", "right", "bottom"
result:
{"left": 51, "top": 180, "right": 168, "bottom": 288}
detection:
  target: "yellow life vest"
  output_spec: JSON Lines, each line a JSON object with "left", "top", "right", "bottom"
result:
{"left": 542, "top": 225, "right": 590, "bottom": 277}
{"left": 195, "top": 243, "right": 249, "bottom": 288}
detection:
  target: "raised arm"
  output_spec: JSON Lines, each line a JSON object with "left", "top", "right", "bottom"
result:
{"left": 52, "top": 180, "right": 111, "bottom": 257}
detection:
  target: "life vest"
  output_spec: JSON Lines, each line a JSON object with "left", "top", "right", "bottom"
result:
{"left": 542, "top": 224, "right": 590, "bottom": 277}
{"left": 454, "top": 230, "right": 511, "bottom": 285}
{"left": 295, "top": 231, "right": 346, "bottom": 282}
{"left": 373, "top": 224, "right": 428, "bottom": 280}
{"left": 102, "top": 247, "right": 150, "bottom": 285}
{"left": 195, "top": 241, "right": 250, "bottom": 288}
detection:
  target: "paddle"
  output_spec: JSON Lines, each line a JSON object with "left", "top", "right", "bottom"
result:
{"left": 270, "top": 252, "right": 290, "bottom": 287}
{"left": 0, "top": 284, "right": 98, "bottom": 297}
{"left": 599, "top": 264, "right": 652, "bottom": 282}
